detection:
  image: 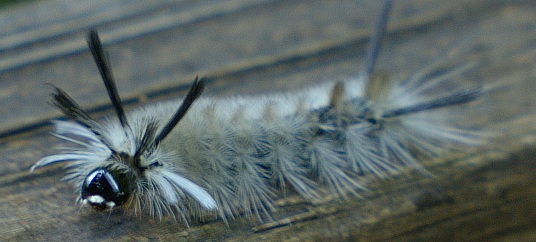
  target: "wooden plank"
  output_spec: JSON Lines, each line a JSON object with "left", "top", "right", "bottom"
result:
{"left": 0, "top": 0, "right": 535, "bottom": 240}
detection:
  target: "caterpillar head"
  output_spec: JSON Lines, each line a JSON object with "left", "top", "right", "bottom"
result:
{"left": 81, "top": 165, "right": 136, "bottom": 210}
{"left": 32, "top": 30, "right": 216, "bottom": 215}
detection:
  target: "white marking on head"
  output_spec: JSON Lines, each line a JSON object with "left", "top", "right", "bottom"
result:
{"left": 106, "top": 201, "right": 116, "bottom": 208}
{"left": 87, "top": 195, "right": 105, "bottom": 204}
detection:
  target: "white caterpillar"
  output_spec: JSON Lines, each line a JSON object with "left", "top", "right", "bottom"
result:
{"left": 32, "top": 0, "right": 486, "bottom": 225}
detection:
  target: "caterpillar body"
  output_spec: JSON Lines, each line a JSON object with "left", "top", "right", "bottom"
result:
{"left": 32, "top": 0, "right": 487, "bottom": 226}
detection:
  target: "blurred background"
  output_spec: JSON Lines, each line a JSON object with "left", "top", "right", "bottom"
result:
{"left": 0, "top": 0, "right": 535, "bottom": 241}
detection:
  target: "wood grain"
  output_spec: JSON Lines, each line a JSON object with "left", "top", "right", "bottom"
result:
{"left": 1, "top": 0, "right": 535, "bottom": 241}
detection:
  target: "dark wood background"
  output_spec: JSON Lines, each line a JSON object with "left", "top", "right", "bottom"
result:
{"left": 1, "top": 0, "right": 535, "bottom": 241}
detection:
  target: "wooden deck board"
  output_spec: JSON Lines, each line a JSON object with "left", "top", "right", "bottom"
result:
{"left": 1, "top": 0, "right": 535, "bottom": 240}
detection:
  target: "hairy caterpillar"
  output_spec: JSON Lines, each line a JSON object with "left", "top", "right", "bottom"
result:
{"left": 31, "top": 0, "right": 487, "bottom": 226}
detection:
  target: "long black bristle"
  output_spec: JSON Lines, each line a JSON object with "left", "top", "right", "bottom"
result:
{"left": 382, "top": 86, "right": 484, "bottom": 118}
{"left": 51, "top": 85, "right": 116, "bottom": 150}
{"left": 87, "top": 30, "right": 130, "bottom": 129}
{"left": 364, "top": 0, "right": 393, "bottom": 79}
{"left": 134, "top": 121, "right": 159, "bottom": 160}
{"left": 154, "top": 76, "right": 206, "bottom": 146}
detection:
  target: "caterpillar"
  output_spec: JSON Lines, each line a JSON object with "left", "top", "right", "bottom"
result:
{"left": 31, "top": 0, "right": 487, "bottom": 226}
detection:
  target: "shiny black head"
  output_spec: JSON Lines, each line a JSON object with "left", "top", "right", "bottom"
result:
{"left": 55, "top": 31, "right": 205, "bottom": 211}
{"left": 81, "top": 167, "right": 136, "bottom": 210}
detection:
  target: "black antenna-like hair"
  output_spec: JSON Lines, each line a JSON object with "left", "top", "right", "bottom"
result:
{"left": 51, "top": 86, "right": 99, "bottom": 135}
{"left": 87, "top": 30, "right": 130, "bottom": 129}
{"left": 364, "top": 0, "right": 393, "bottom": 79}
{"left": 382, "top": 86, "right": 484, "bottom": 118}
{"left": 154, "top": 76, "right": 206, "bottom": 146}
{"left": 133, "top": 120, "right": 159, "bottom": 161}
{"left": 51, "top": 85, "right": 116, "bottom": 150}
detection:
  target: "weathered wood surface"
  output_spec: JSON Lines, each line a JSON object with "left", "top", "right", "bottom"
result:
{"left": 0, "top": 0, "right": 535, "bottom": 241}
